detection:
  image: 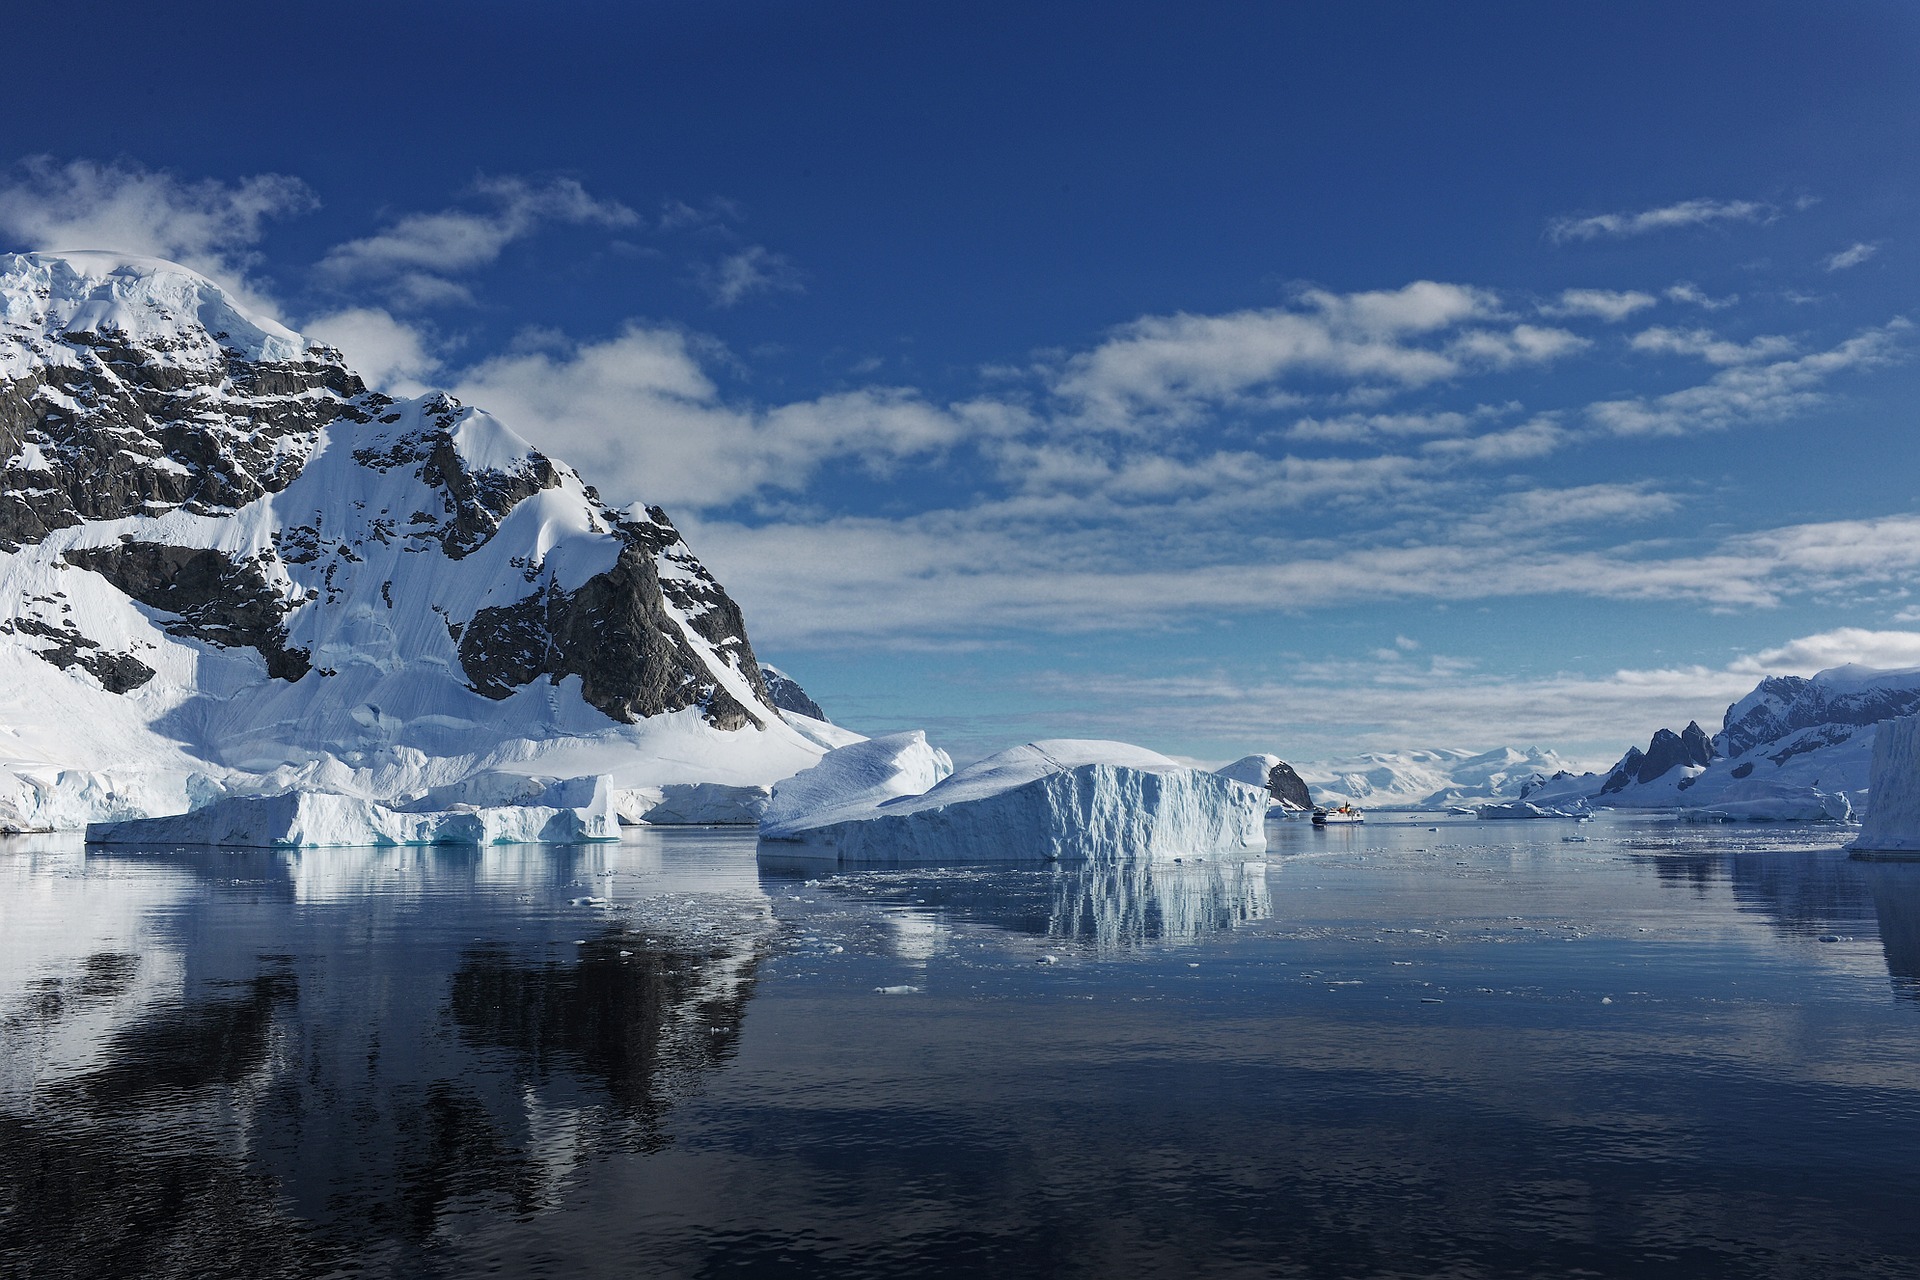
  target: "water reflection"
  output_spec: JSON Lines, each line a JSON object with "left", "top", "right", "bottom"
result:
{"left": 1862, "top": 862, "right": 1920, "bottom": 998}
{"left": 0, "top": 837, "right": 771, "bottom": 1277}
{"left": 770, "top": 854, "right": 1271, "bottom": 955}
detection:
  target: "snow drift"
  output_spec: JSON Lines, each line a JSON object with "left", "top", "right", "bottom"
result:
{"left": 760, "top": 738, "right": 1268, "bottom": 866}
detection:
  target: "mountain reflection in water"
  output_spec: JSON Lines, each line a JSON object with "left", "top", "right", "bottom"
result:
{"left": 0, "top": 838, "right": 769, "bottom": 1279}
{"left": 8, "top": 820, "right": 1920, "bottom": 1279}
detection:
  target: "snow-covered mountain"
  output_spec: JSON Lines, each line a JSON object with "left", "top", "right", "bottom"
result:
{"left": 1525, "top": 664, "right": 1920, "bottom": 819}
{"left": 1295, "top": 745, "right": 1575, "bottom": 810}
{"left": 0, "top": 251, "right": 830, "bottom": 830}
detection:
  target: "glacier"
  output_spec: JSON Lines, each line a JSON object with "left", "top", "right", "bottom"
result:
{"left": 759, "top": 738, "right": 1268, "bottom": 866}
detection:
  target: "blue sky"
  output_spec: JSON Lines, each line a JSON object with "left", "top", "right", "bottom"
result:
{"left": 5, "top": 0, "right": 1919, "bottom": 765}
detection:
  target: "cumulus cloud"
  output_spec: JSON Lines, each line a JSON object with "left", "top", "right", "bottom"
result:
{"left": 694, "top": 245, "right": 805, "bottom": 307}
{"left": 0, "top": 155, "right": 314, "bottom": 300}
{"left": 1824, "top": 242, "right": 1879, "bottom": 271}
{"left": 1590, "top": 320, "right": 1908, "bottom": 435}
{"left": 317, "top": 176, "right": 637, "bottom": 307}
{"left": 303, "top": 307, "right": 442, "bottom": 396}
{"left": 450, "top": 323, "right": 976, "bottom": 509}
{"left": 1548, "top": 197, "right": 1775, "bottom": 242}
{"left": 1728, "top": 628, "right": 1920, "bottom": 675}
{"left": 1540, "top": 288, "right": 1658, "bottom": 322}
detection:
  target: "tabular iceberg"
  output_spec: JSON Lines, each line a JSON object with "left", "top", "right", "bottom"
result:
{"left": 86, "top": 775, "right": 619, "bottom": 848}
{"left": 760, "top": 738, "right": 1268, "bottom": 866}
{"left": 1852, "top": 714, "right": 1920, "bottom": 856}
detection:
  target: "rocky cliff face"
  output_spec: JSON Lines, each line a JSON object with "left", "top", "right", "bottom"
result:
{"left": 0, "top": 252, "right": 818, "bottom": 826}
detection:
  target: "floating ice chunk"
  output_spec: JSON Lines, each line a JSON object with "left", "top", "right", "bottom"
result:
{"left": 85, "top": 776, "right": 618, "bottom": 848}
{"left": 1853, "top": 713, "right": 1920, "bottom": 856}
{"left": 760, "top": 738, "right": 1268, "bottom": 866}
{"left": 1678, "top": 789, "right": 1853, "bottom": 824}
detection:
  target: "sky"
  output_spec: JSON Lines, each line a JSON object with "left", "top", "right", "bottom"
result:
{"left": 3, "top": 0, "right": 1918, "bottom": 767}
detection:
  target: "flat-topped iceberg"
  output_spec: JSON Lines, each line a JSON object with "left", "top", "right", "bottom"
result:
{"left": 1853, "top": 713, "right": 1920, "bottom": 856}
{"left": 760, "top": 738, "right": 1267, "bottom": 865}
{"left": 85, "top": 775, "right": 619, "bottom": 848}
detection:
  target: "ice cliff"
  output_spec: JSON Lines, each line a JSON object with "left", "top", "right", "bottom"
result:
{"left": 759, "top": 738, "right": 1268, "bottom": 865}
{"left": 1853, "top": 713, "right": 1920, "bottom": 856}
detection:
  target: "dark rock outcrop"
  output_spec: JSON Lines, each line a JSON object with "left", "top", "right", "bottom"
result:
{"left": 759, "top": 664, "right": 827, "bottom": 721}
{"left": 0, "top": 616, "right": 155, "bottom": 692}
{"left": 1599, "top": 720, "right": 1716, "bottom": 794}
{"left": 1265, "top": 760, "right": 1312, "bottom": 809}
{"left": 458, "top": 543, "right": 765, "bottom": 730}
{"left": 64, "top": 542, "right": 310, "bottom": 681}
{"left": 0, "top": 346, "right": 363, "bottom": 551}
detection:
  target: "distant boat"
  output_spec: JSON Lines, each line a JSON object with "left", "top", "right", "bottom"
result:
{"left": 1312, "top": 805, "right": 1363, "bottom": 826}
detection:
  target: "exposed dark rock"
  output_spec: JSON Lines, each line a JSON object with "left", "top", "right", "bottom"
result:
{"left": 1731, "top": 761, "right": 1755, "bottom": 779}
{"left": 759, "top": 664, "right": 827, "bottom": 721}
{"left": 1600, "top": 719, "right": 1717, "bottom": 793}
{"left": 459, "top": 544, "right": 765, "bottom": 729}
{"left": 64, "top": 542, "right": 310, "bottom": 681}
{"left": 1265, "top": 760, "right": 1313, "bottom": 808}
{"left": 1, "top": 616, "right": 155, "bottom": 692}
{"left": 0, "top": 351, "right": 364, "bottom": 551}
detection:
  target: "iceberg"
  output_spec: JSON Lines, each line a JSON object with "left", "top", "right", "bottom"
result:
{"left": 1852, "top": 713, "right": 1920, "bottom": 855}
{"left": 85, "top": 776, "right": 619, "bottom": 848}
{"left": 760, "top": 738, "right": 1268, "bottom": 866}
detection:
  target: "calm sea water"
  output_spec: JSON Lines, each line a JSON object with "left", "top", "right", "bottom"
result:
{"left": 5, "top": 813, "right": 1920, "bottom": 1279}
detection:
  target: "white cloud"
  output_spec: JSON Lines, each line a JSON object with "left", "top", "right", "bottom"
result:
{"left": 317, "top": 176, "right": 637, "bottom": 307}
{"left": 1824, "top": 242, "right": 1879, "bottom": 271}
{"left": 1049, "top": 282, "right": 1530, "bottom": 427}
{"left": 1548, "top": 198, "right": 1775, "bottom": 242}
{"left": 303, "top": 307, "right": 441, "bottom": 396}
{"left": 695, "top": 245, "right": 805, "bottom": 307}
{"left": 1590, "top": 320, "right": 1908, "bottom": 435}
{"left": 449, "top": 324, "right": 973, "bottom": 509}
{"left": 1444, "top": 323, "right": 1587, "bottom": 368}
{"left": 1665, "top": 282, "right": 1738, "bottom": 310}
{"left": 1627, "top": 325, "right": 1797, "bottom": 366}
{"left": 1728, "top": 628, "right": 1920, "bottom": 675}
{"left": 0, "top": 156, "right": 314, "bottom": 301}
{"left": 1540, "top": 288, "right": 1658, "bottom": 322}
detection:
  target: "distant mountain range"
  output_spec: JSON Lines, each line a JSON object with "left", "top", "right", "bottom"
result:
{"left": 1524, "top": 663, "right": 1920, "bottom": 819}
{"left": 1294, "top": 746, "right": 1575, "bottom": 809}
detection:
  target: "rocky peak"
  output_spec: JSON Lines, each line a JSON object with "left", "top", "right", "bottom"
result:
{"left": 0, "top": 251, "right": 796, "bottom": 778}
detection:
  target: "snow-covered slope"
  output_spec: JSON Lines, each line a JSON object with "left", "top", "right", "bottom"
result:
{"left": 1295, "top": 746, "right": 1574, "bottom": 810}
{"left": 0, "top": 251, "right": 828, "bottom": 829}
